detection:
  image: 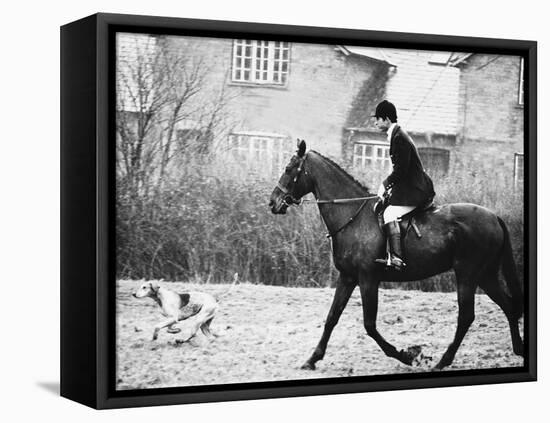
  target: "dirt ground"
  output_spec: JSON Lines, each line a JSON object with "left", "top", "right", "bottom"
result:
{"left": 116, "top": 280, "right": 524, "bottom": 390}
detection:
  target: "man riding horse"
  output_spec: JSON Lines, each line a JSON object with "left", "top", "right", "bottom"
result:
{"left": 372, "top": 100, "right": 435, "bottom": 271}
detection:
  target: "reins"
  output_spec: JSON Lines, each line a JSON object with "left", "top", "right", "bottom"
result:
{"left": 277, "top": 150, "right": 379, "bottom": 238}
{"left": 298, "top": 195, "right": 379, "bottom": 238}
{"left": 300, "top": 195, "right": 379, "bottom": 204}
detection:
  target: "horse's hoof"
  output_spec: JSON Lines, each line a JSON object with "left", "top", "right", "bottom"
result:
{"left": 513, "top": 344, "right": 524, "bottom": 357}
{"left": 301, "top": 361, "right": 316, "bottom": 370}
{"left": 434, "top": 359, "right": 450, "bottom": 370}
{"left": 401, "top": 345, "right": 422, "bottom": 365}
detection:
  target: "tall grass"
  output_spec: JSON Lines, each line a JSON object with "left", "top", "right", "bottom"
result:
{"left": 117, "top": 157, "right": 524, "bottom": 291}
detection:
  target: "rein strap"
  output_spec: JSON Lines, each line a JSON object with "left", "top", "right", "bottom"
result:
{"left": 302, "top": 195, "right": 379, "bottom": 204}
{"left": 325, "top": 198, "right": 371, "bottom": 239}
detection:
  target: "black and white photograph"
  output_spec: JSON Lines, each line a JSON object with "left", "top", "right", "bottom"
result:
{"left": 4, "top": 0, "right": 548, "bottom": 420}
{"left": 114, "top": 31, "right": 527, "bottom": 391}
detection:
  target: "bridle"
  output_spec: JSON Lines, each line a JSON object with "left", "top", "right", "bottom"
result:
{"left": 276, "top": 152, "right": 379, "bottom": 238}
{"left": 276, "top": 153, "right": 308, "bottom": 207}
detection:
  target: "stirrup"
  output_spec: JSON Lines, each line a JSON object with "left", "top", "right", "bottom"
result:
{"left": 389, "top": 255, "right": 406, "bottom": 271}
{"left": 374, "top": 256, "right": 391, "bottom": 266}
{"left": 374, "top": 254, "right": 406, "bottom": 271}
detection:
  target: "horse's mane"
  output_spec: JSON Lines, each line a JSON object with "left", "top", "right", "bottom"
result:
{"left": 309, "top": 150, "right": 371, "bottom": 194}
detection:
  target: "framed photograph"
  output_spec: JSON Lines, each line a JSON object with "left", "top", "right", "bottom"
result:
{"left": 61, "top": 13, "right": 537, "bottom": 409}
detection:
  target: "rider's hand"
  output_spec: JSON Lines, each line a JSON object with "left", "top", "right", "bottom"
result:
{"left": 377, "top": 184, "right": 385, "bottom": 200}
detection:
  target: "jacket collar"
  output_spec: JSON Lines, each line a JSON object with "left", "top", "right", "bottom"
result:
{"left": 388, "top": 123, "right": 400, "bottom": 143}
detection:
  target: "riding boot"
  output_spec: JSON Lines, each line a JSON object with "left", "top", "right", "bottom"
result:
{"left": 374, "top": 221, "right": 406, "bottom": 271}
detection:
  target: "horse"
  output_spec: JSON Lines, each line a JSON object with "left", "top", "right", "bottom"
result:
{"left": 268, "top": 140, "right": 524, "bottom": 371}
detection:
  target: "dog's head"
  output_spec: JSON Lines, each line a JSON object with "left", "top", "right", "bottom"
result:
{"left": 132, "top": 281, "right": 160, "bottom": 298}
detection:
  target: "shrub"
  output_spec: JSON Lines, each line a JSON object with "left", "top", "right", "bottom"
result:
{"left": 117, "top": 156, "right": 524, "bottom": 292}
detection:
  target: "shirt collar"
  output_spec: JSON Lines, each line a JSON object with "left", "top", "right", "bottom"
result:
{"left": 387, "top": 123, "right": 397, "bottom": 142}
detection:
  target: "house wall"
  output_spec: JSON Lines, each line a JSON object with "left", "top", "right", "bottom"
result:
{"left": 344, "top": 128, "right": 457, "bottom": 189}
{"left": 458, "top": 54, "right": 524, "bottom": 144}
{"left": 456, "top": 54, "right": 524, "bottom": 184}
{"left": 165, "top": 36, "right": 389, "bottom": 161}
{"left": 118, "top": 35, "right": 524, "bottom": 189}
{"left": 451, "top": 140, "right": 521, "bottom": 188}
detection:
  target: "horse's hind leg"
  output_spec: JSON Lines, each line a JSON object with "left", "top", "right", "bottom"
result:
{"left": 478, "top": 274, "right": 523, "bottom": 356}
{"left": 435, "top": 270, "right": 476, "bottom": 370}
{"left": 301, "top": 275, "right": 356, "bottom": 370}
{"left": 359, "top": 277, "right": 422, "bottom": 366}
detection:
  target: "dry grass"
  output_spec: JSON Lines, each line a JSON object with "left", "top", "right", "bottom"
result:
{"left": 116, "top": 157, "right": 524, "bottom": 291}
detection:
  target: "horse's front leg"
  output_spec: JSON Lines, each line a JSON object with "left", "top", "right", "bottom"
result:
{"left": 301, "top": 274, "right": 356, "bottom": 370}
{"left": 359, "top": 276, "right": 422, "bottom": 365}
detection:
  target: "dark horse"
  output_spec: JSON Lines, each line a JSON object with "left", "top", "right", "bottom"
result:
{"left": 269, "top": 140, "right": 523, "bottom": 370}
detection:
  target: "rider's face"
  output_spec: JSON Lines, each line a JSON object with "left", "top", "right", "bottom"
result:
{"left": 374, "top": 116, "right": 391, "bottom": 132}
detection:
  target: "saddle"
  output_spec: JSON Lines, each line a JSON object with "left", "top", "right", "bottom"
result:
{"left": 374, "top": 198, "right": 436, "bottom": 240}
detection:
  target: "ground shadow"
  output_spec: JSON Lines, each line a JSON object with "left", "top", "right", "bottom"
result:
{"left": 36, "top": 381, "right": 60, "bottom": 396}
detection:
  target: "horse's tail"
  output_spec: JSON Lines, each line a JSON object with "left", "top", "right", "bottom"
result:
{"left": 497, "top": 217, "right": 524, "bottom": 317}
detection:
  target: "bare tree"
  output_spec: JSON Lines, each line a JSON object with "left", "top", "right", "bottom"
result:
{"left": 116, "top": 34, "right": 236, "bottom": 204}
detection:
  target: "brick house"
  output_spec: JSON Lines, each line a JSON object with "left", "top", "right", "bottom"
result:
{"left": 343, "top": 48, "right": 461, "bottom": 186}
{"left": 225, "top": 42, "right": 394, "bottom": 176}
{"left": 167, "top": 38, "right": 393, "bottom": 176}
{"left": 452, "top": 53, "right": 525, "bottom": 187}
{"left": 343, "top": 50, "right": 524, "bottom": 188}
{"left": 117, "top": 33, "right": 393, "bottom": 178}
{"left": 117, "top": 34, "right": 524, "bottom": 188}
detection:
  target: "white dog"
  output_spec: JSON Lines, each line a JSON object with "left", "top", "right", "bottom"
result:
{"left": 133, "top": 274, "right": 237, "bottom": 342}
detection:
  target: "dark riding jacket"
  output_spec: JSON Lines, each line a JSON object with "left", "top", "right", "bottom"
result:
{"left": 383, "top": 125, "right": 435, "bottom": 206}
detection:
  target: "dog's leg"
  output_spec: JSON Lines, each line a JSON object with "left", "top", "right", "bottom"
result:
{"left": 179, "top": 308, "right": 216, "bottom": 342}
{"left": 200, "top": 317, "right": 218, "bottom": 338}
{"left": 152, "top": 317, "right": 178, "bottom": 341}
{"left": 189, "top": 337, "right": 202, "bottom": 347}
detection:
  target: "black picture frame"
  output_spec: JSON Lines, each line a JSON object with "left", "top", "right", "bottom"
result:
{"left": 60, "top": 12, "right": 537, "bottom": 409}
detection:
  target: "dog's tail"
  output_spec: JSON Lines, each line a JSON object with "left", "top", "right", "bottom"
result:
{"left": 216, "top": 273, "right": 239, "bottom": 302}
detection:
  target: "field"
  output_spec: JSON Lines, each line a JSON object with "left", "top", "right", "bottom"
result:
{"left": 116, "top": 280, "right": 524, "bottom": 390}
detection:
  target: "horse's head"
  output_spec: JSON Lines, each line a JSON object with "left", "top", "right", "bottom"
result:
{"left": 269, "top": 139, "right": 313, "bottom": 214}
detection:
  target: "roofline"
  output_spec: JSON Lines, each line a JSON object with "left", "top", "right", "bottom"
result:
{"left": 345, "top": 127, "right": 458, "bottom": 136}
{"left": 449, "top": 52, "right": 474, "bottom": 66}
{"left": 230, "top": 130, "right": 289, "bottom": 138}
{"left": 336, "top": 45, "right": 397, "bottom": 67}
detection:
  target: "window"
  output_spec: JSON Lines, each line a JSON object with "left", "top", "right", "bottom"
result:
{"left": 176, "top": 128, "right": 212, "bottom": 154}
{"left": 418, "top": 147, "right": 450, "bottom": 175}
{"left": 232, "top": 40, "right": 290, "bottom": 85}
{"left": 518, "top": 58, "right": 524, "bottom": 106}
{"left": 353, "top": 142, "right": 391, "bottom": 173}
{"left": 228, "top": 132, "right": 289, "bottom": 175}
{"left": 514, "top": 152, "right": 524, "bottom": 189}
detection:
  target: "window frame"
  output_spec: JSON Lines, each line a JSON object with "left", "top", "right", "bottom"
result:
{"left": 231, "top": 40, "right": 291, "bottom": 86}
{"left": 228, "top": 132, "right": 290, "bottom": 175}
{"left": 352, "top": 140, "right": 391, "bottom": 172}
{"left": 514, "top": 152, "right": 524, "bottom": 189}
{"left": 518, "top": 57, "right": 524, "bottom": 106}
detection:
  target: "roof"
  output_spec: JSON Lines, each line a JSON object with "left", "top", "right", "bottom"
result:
{"left": 339, "top": 46, "right": 397, "bottom": 66}
{"left": 448, "top": 52, "right": 474, "bottom": 66}
{"left": 349, "top": 48, "right": 461, "bottom": 135}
